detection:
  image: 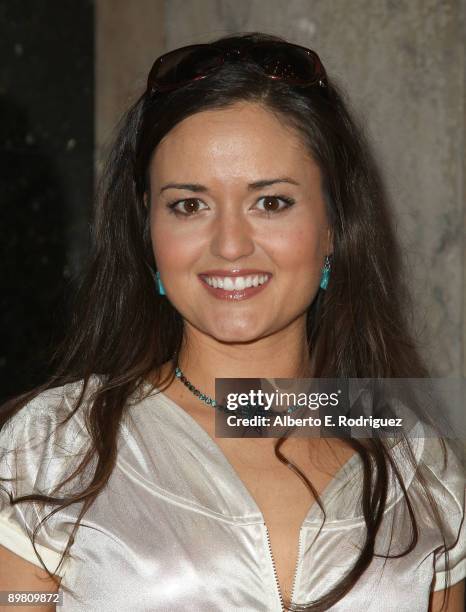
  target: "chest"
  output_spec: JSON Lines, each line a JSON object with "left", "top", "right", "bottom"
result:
{"left": 178, "top": 397, "right": 356, "bottom": 602}
{"left": 64, "top": 492, "right": 435, "bottom": 612}
{"left": 212, "top": 436, "right": 339, "bottom": 602}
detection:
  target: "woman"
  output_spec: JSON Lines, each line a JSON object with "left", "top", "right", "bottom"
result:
{"left": 0, "top": 31, "right": 464, "bottom": 611}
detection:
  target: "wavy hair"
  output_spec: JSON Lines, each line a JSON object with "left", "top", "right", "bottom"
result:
{"left": 0, "top": 31, "right": 454, "bottom": 610}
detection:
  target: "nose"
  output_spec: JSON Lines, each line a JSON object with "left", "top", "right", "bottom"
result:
{"left": 209, "top": 205, "right": 255, "bottom": 261}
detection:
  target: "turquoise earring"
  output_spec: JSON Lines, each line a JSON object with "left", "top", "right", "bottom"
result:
{"left": 319, "top": 255, "right": 332, "bottom": 290}
{"left": 155, "top": 270, "right": 166, "bottom": 296}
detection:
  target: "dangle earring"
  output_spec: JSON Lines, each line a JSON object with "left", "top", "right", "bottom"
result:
{"left": 155, "top": 270, "right": 166, "bottom": 296}
{"left": 319, "top": 255, "right": 332, "bottom": 290}
{"left": 144, "top": 261, "right": 167, "bottom": 296}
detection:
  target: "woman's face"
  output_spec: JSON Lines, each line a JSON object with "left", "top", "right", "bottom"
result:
{"left": 146, "top": 101, "right": 332, "bottom": 343}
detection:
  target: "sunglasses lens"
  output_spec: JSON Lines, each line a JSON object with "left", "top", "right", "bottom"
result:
{"left": 246, "top": 43, "right": 325, "bottom": 84}
{"left": 149, "top": 45, "right": 224, "bottom": 91}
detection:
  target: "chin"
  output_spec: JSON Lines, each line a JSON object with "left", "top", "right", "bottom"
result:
{"left": 204, "top": 319, "right": 267, "bottom": 344}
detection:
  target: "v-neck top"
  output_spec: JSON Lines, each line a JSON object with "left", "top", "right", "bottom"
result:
{"left": 0, "top": 375, "right": 465, "bottom": 611}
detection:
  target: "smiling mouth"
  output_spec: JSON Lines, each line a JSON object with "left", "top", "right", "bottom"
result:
{"left": 198, "top": 273, "right": 272, "bottom": 300}
{"left": 201, "top": 273, "right": 270, "bottom": 290}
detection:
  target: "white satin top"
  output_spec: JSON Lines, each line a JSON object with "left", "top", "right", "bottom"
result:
{"left": 0, "top": 375, "right": 465, "bottom": 611}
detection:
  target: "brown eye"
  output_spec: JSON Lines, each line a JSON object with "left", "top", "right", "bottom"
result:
{"left": 167, "top": 198, "right": 208, "bottom": 216}
{"left": 263, "top": 197, "right": 280, "bottom": 211}
{"left": 255, "top": 195, "right": 295, "bottom": 213}
{"left": 181, "top": 199, "right": 200, "bottom": 213}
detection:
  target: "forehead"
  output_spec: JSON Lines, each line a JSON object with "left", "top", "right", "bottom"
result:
{"left": 149, "top": 102, "right": 316, "bottom": 182}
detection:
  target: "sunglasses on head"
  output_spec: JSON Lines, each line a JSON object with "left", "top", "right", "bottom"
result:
{"left": 147, "top": 40, "right": 328, "bottom": 94}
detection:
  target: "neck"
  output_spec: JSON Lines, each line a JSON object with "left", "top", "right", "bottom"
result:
{"left": 175, "top": 318, "right": 312, "bottom": 399}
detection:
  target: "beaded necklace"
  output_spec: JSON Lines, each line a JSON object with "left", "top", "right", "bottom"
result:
{"left": 175, "top": 365, "right": 301, "bottom": 417}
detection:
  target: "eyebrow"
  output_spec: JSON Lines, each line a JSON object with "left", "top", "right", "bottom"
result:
{"left": 158, "top": 177, "right": 300, "bottom": 195}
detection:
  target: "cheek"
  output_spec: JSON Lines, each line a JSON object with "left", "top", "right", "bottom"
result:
{"left": 150, "top": 215, "right": 204, "bottom": 271}
{"left": 266, "top": 224, "right": 323, "bottom": 270}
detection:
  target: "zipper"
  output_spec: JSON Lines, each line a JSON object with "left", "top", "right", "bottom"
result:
{"left": 289, "top": 526, "right": 303, "bottom": 606}
{"left": 264, "top": 522, "right": 285, "bottom": 611}
{"left": 264, "top": 522, "right": 304, "bottom": 612}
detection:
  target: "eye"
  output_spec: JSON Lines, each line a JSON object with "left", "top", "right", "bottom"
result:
{"left": 166, "top": 194, "right": 296, "bottom": 217}
{"left": 167, "top": 198, "right": 208, "bottom": 216}
{"left": 254, "top": 195, "right": 295, "bottom": 214}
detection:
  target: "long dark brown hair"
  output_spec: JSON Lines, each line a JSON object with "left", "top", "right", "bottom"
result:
{"left": 0, "top": 31, "right": 454, "bottom": 610}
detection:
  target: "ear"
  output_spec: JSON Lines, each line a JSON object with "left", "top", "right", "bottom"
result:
{"left": 326, "top": 226, "right": 334, "bottom": 255}
{"left": 143, "top": 192, "right": 149, "bottom": 209}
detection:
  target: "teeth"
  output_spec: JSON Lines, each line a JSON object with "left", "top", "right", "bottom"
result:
{"left": 223, "top": 277, "right": 235, "bottom": 290}
{"left": 204, "top": 274, "right": 269, "bottom": 290}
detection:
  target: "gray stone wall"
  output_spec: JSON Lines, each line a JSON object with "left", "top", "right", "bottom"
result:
{"left": 96, "top": 0, "right": 465, "bottom": 377}
{"left": 95, "top": 0, "right": 166, "bottom": 174}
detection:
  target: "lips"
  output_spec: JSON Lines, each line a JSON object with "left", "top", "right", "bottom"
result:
{"left": 198, "top": 269, "right": 271, "bottom": 277}
{"left": 198, "top": 270, "right": 272, "bottom": 301}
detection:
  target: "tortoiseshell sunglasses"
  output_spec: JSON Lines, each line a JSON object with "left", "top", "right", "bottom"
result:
{"left": 147, "top": 40, "right": 328, "bottom": 94}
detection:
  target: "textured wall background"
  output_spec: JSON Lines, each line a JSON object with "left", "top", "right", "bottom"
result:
{"left": 96, "top": 0, "right": 465, "bottom": 377}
